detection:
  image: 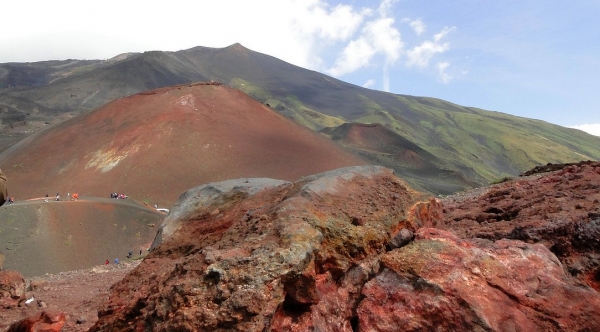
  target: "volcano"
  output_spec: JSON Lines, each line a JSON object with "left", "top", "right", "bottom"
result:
{"left": 0, "top": 82, "right": 367, "bottom": 207}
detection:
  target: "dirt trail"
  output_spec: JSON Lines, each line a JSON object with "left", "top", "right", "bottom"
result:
{"left": 0, "top": 261, "right": 140, "bottom": 332}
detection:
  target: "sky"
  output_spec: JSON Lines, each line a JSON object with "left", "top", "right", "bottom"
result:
{"left": 2, "top": 0, "right": 599, "bottom": 136}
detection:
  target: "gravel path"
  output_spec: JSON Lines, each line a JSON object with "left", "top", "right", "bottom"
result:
{"left": 1, "top": 260, "right": 140, "bottom": 332}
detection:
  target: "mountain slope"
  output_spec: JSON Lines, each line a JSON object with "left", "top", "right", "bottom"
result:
{"left": 320, "top": 123, "right": 477, "bottom": 194}
{"left": 0, "top": 82, "right": 368, "bottom": 206}
{"left": 1, "top": 44, "right": 599, "bottom": 193}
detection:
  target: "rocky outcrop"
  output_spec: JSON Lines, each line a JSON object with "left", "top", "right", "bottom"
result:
{"left": 360, "top": 228, "right": 600, "bottom": 331}
{"left": 90, "top": 165, "right": 600, "bottom": 331}
{"left": 150, "top": 177, "right": 291, "bottom": 249}
{"left": 0, "top": 270, "right": 26, "bottom": 308}
{"left": 519, "top": 160, "right": 597, "bottom": 177}
{"left": 442, "top": 161, "right": 600, "bottom": 290}
{"left": 91, "top": 166, "right": 423, "bottom": 331}
{"left": 6, "top": 311, "right": 66, "bottom": 332}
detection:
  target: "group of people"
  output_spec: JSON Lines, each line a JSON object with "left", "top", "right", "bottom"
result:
{"left": 0, "top": 169, "right": 84, "bottom": 206}
{"left": 0, "top": 168, "right": 85, "bottom": 206}
{"left": 45, "top": 192, "right": 79, "bottom": 202}
{"left": 106, "top": 248, "right": 145, "bottom": 265}
{"left": 110, "top": 192, "right": 129, "bottom": 199}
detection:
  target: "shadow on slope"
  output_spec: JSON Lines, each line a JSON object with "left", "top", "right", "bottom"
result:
{"left": 0, "top": 197, "right": 163, "bottom": 277}
{"left": 321, "top": 123, "right": 477, "bottom": 194}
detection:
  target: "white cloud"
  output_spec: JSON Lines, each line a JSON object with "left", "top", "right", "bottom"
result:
{"left": 292, "top": 1, "right": 370, "bottom": 42}
{"left": 377, "top": 0, "right": 398, "bottom": 16}
{"left": 436, "top": 62, "right": 451, "bottom": 84}
{"left": 406, "top": 26, "right": 455, "bottom": 68}
{"left": 327, "top": 2, "right": 403, "bottom": 77}
{"left": 363, "top": 79, "right": 376, "bottom": 88}
{"left": 364, "top": 18, "right": 403, "bottom": 64}
{"left": 383, "top": 64, "right": 391, "bottom": 92}
{"left": 327, "top": 38, "right": 378, "bottom": 76}
{"left": 434, "top": 26, "right": 455, "bottom": 42}
{"left": 0, "top": 0, "right": 455, "bottom": 97}
{"left": 0, "top": 0, "right": 372, "bottom": 71}
{"left": 569, "top": 124, "right": 600, "bottom": 137}
{"left": 404, "top": 18, "right": 426, "bottom": 35}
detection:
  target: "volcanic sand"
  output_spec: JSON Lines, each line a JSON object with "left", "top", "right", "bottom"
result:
{"left": 0, "top": 197, "right": 163, "bottom": 277}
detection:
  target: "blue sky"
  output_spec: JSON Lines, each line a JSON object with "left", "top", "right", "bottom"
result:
{"left": 2, "top": 0, "right": 599, "bottom": 135}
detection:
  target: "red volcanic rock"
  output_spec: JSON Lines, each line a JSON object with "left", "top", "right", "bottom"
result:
{"left": 359, "top": 228, "right": 600, "bottom": 331}
{"left": 87, "top": 164, "right": 600, "bottom": 331}
{"left": 7, "top": 311, "right": 66, "bottom": 332}
{"left": 442, "top": 161, "right": 600, "bottom": 290}
{"left": 0, "top": 270, "right": 26, "bottom": 307}
{"left": 406, "top": 197, "right": 444, "bottom": 229}
{"left": 90, "top": 166, "right": 424, "bottom": 331}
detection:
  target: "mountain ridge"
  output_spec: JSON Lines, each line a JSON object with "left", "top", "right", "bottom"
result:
{"left": 1, "top": 43, "right": 599, "bottom": 193}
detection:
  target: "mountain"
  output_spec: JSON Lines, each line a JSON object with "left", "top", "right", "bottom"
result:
{"left": 2, "top": 43, "right": 600, "bottom": 193}
{"left": 0, "top": 82, "right": 367, "bottom": 207}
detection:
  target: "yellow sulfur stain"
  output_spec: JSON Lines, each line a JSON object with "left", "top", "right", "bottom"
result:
{"left": 86, "top": 144, "right": 141, "bottom": 172}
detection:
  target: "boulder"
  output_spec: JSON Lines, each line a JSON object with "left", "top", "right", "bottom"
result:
{"left": 7, "top": 311, "right": 66, "bottom": 332}
{"left": 359, "top": 228, "right": 600, "bottom": 331}
{"left": 388, "top": 228, "right": 414, "bottom": 249}
{"left": 150, "top": 177, "right": 291, "bottom": 249}
{"left": 0, "top": 270, "right": 26, "bottom": 300}
{"left": 442, "top": 161, "right": 600, "bottom": 290}
{"left": 90, "top": 166, "right": 423, "bottom": 331}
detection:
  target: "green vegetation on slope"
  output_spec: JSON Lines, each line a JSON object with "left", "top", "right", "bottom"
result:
{"left": 340, "top": 93, "right": 600, "bottom": 188}
{"left": 2, "top": 44, "right": 600, "bottom": 194}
